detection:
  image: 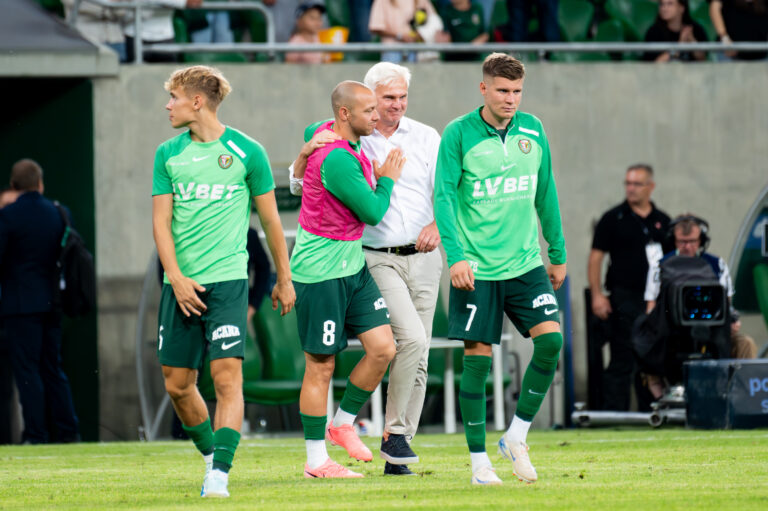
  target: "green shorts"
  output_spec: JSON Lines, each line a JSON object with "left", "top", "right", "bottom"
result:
{"left": 448, "top": 265, "right": 559, "bottom": 343}
{"left": 157, "top": 279, "right": 248, "bottom": 368}
{"left": 293, "top": 266, "right": 390, "bottom": 355}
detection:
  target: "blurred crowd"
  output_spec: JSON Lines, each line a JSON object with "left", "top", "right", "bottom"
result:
{"left": 49, "top": 0, "right": 768, "bottom": 63}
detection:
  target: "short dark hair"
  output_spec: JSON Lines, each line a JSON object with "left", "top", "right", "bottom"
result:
{"left": 10, "top": 159, "right": 43, "bottom": 191}
{"left": 482, "top": 53, "right": 525, "bottom": 82}
{"left": 627, "top": 163, "right": 653, "bottom": 176}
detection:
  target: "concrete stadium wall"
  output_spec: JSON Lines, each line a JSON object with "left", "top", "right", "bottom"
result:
{"left": 93, "top": 62, "right": 768, "bottom": 440}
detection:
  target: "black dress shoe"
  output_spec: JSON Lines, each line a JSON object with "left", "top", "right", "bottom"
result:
{"left": 384, "top": 462, "right": 416, "bottom": 475}
{"left": 380, "top": 434, "right": 419, "bottom": 464}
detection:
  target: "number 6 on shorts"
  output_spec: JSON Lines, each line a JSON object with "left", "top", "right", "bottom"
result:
{"left": 465, "top": 304, "right": 477, "bottom": 331}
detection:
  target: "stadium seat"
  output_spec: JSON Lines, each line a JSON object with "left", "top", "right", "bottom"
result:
{"left": 549, "top": 0, "right": 598, "bottom": 61}
{"left": 325, "top": 0, "right": 351, "bottom": 29}
{"left": 604, "top": 0, "right": 658, "bottom": 41}
{"left": 558, "top": 0, "right": 595, "bottom": 42}
{"left": 690, "top": 0, "right": 716, "bottom": 42}
{"left": 251, "top": 303, "right": 305, "bottom": 403}
{"left": 587, "top": 18, "right": 626, "bottom": 61}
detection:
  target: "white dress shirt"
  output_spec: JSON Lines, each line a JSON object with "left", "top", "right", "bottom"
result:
{"left": 360, "top": 116, "right": 440, "bottom": 248}
{"left": 289, "top": 116, "right": 441, "bottom": 248}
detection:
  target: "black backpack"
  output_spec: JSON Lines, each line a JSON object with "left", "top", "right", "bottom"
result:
{"left": 53, "top": 202, "right": 96, "bottom": 317}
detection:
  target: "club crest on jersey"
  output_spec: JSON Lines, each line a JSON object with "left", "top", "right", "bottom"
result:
{"left": 518, "top": 139, "right": 531, "bottom": 154}
{"left": 218, "top": 154, "right": 233, "bottom": 169}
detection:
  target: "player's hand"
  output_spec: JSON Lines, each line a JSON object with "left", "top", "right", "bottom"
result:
{"left": 415, "top": 222, "right": 440, "bottom": 252}
{"left": 272, "top": 280, "right": 296, "bottom": 316}
{"left": 450, "top": 260, "right": 475, "bottom": 291}
{"left": 547, "top": 263, "right": 566, "bottom": 291}
{"left": 373, "top": 148, "right": 405, "bottom": 182}
{"left": 591, "top": 291, "right": 612, "bottom": 320}
{"left": 301, "top": 129, "right": 341, "bottom": 158}
{"left": 169, "top": 275, "right": 206, "bottom": 317}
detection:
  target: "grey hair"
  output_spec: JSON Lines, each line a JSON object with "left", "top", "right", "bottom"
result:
{"left": 363, "top": 62, "right": 411, "bottom": 90}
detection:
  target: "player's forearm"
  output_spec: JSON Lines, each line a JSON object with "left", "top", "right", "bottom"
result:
{"left": 535, "top": 182, "right": 566, "bottom": 265}
{"left": 263, "top": 221, "right": 291, "bottom": 284}
{"left": 152, "top": 209, "right": 183, "bottom": 283}
{"left": 325, "top": 161, "right": 395, "bottom": 225}
{"left": 344, "top": 177, "right": 395, "bottom": 225}
{"left": 434, "top": 187, "right": 464, "bottom": 266}
{"left": 255, "top": 193, "right": 292, "bottom": 284}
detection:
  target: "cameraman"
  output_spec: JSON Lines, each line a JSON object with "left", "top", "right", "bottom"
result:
{"left": 642, "top": 214, "right": 757, "bottom": 398}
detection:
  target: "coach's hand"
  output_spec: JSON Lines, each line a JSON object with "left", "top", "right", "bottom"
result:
{"left": 272, "top": 279, "right": 296, "bottom": 316}
{"left": 170, "top": 275, "right": 207, "bottom": 317}
{"left": 450, "top": 260, "right": 475, "bottom": 291}
{"left": 415, "top": 221, "right": 441, "bottom": 252}
{"left": 547, "top": 263, "right": 566, "bottom": 291}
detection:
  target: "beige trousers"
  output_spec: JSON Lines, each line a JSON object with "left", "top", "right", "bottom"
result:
{"left": 364, "top": 249, "right": 442, "bottom": 440}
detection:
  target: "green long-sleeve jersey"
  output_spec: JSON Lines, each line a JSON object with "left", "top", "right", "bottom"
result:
{"left": 434, "top": 107, "right": 566, "bottom": 280}
{"left": 291, "top": 121, "right": 394, "bottom": 284}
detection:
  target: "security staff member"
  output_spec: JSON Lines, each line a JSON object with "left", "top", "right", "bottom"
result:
{"left": 588, "top": 163, "right": 670, "bottom": 411}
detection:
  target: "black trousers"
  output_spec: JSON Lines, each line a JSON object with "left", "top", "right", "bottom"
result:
{"left": 601, "top": 287, "right": 645, "bottom": 411}
{"left": 4, "top": 312, "right": 79, "bottom": 443}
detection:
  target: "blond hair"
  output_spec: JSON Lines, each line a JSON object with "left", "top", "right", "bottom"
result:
{"left": 164, "top": 65, "right": 232, "bottom": 109}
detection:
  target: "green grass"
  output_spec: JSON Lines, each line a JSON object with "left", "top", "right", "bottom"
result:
{"left": 1, "top": 428, "right": 767, "bottom": 510}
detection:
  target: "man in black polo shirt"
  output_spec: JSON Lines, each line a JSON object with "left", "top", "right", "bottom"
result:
{"left": 588, "top": 164, "right": 670, "bottom": 411}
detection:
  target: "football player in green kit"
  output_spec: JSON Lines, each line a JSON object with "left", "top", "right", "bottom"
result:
{"left": 152, "top": 66, "right": 295, "bottom": 497}
{"left": 434, "top": 53, "right": 567, "bottom": 486}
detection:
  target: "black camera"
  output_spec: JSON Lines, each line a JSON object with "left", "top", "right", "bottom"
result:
{"left": 675, "top": 281, "right": 726, "bottom": 327}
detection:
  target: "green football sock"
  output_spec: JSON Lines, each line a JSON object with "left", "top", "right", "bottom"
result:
{"left": 300, "top": 413, "right": 327, "bottom": 440}
{"left": 182, "top": 417, "right": 214, "bottom": 456}
{"left": 212, "top": 427, "right": 241, "bottom": 473}
{"left": 459, "top": 355, "right": 492, "bottom": 453}
{"left": 339, "top": 381, "right": 373, "bottom": 416}
{"left": 515, "top": 332, "right": 563, "bottom": 421}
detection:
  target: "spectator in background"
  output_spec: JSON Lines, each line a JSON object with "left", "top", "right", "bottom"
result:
{"left": 369, "top": 0, "right": 441, "bottom": 63}
{"left": 262, "top": 0, "right": 305, "bottom": 43}
{"left": 643, "top": 0, "right": 708, "bottom": 62}
{"left": 349, "top": 0, "right": 373, "bottom": 42}
{"left": 0, "top": 187, "right": 20, "bottom": 445}
{"left": 122, "top": 0, "right": 203, "bottom": 62}
{"left": 437, "top": 0, "right": 495, "bottom": 30}
{"left": 496, "top": 0, "right": 559, "bottom": 43}
{"left": 63, "top": 0, "right": 127, "bottom": 62}
{"left": 189, "top": 0, "right": 235, "bottom": 45}
{"left": 438, "top": 0, "right": 489, "bottom": 61}
{"left": 0, "top": 159, "right": 80, "bottom": 444}
{"left": 709, "top": 0, "right": 768, "bottom": 60}
{"left": 285, "top": 1, "right": 328, "bottom": 63}
{"left": 588, "top": 164, "right": 670, "bottom": 411}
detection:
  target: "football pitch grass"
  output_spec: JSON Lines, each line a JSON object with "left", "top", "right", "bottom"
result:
{"left": 1, "top": 427, "right": 767, "bottom": 510}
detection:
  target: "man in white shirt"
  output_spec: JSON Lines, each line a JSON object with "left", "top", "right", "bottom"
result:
{"left": 290, "top": 62, "right": 442, "bottom": 476}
